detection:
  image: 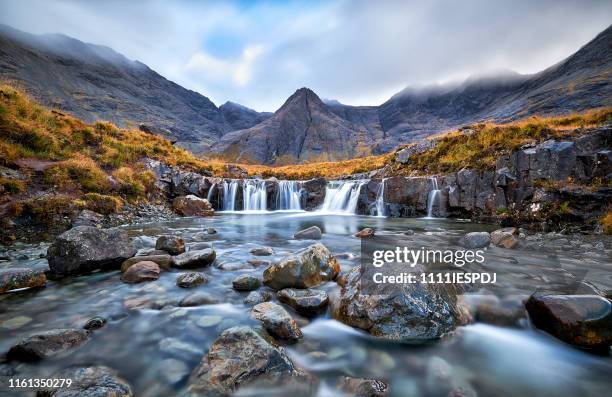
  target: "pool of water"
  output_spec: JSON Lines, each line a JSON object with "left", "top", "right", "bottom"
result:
{"left": 1, "top": 212, "right": 611, "bottom": 396}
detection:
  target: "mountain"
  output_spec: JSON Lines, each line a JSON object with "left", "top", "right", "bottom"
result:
{"left": 219, "top": 101, "right": 272, "bottom": 131}
{"left": 0, "top": 24, "right": 266, "bottom": 153}
{"left": 212, "top": 88, "right": 383, "bottom": 164}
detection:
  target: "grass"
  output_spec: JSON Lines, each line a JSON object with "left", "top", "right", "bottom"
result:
{"left": 603, "top": 211, "right": 612, "bottom": 235}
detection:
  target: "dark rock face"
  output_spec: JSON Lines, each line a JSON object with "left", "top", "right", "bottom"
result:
{"left": 7, "top": 329, "right": 89, "bottom": 361}
{"left": 0, "top": 268, "right": 46, "bottom": 293}
{"left": 525, "top": 294, "right": 612, "bottom": 349}
{"left": 232, "top": 275, "right": 261, "bottom": 291}
{"left": 219, "top": 101, "right": 272, "bottom": 130}
{"left": 251, "top": 302, "right": 303, "bottom": 342}
{"left": 176, "top": 272, "right": 208, "bottom": 288}
{"left": 47, "top": 226, "right": 135, "bottom": 276}
{"left": 294, "top": 226, "right": 322, "bottom": 240}
{"left": 337, "top": 376, "right": 389, "bottom": 397}
{"left": 302, "top": 178, "right": 327, "bottom": 210}
{"left": 172, "top": 195, "right": 214, "bottom": 217}
{"left": 173, "top": 249, "right": 216, "bottom": 268}
{"left": 121, "top": 254, "right": 173, "bottom": 272}
{"left": 36, "top": 366, "right": 132, "bottom": 397}
{"left": 335, "top": 266, "right": 460, "bottom": 341}
{"left": 155, "top": 235, "right": 185, "bottom": 255}
{"left": 278, "top": 288, "right": 329, "bottom": 317}
{"left": 186, "top": 326, "right": 311, "bottom": 396}
{"left": 263, "top": 243, "right": 339, "bottom": 290}
{"left": 120, "top": 261, "right": 160, "bottom": 283}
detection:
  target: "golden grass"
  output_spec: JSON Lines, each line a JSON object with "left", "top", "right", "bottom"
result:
{"left": 603, "top": 211, "right": 612, "bottom": 235}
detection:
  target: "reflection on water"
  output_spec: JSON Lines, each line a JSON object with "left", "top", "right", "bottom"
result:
{"left": 0, "top": 212, "right": 611, "bottom": 396}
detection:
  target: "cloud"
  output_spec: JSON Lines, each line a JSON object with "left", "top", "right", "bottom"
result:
{"left": 0, "top": 0, "right": 610, "bottom": 111}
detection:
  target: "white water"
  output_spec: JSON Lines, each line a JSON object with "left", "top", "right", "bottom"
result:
{"left": 222, "top": 180, "right": 239, "bottom": 211}
{"left": 426, "top": 177, "right": 441, "bottom": 218}
{"left": 206, "top": 182, "right": 216, "bottom": 203}
{"left": 319, "top": 180, "right": 365, "bottom": 214}
{"left": 276, "top": 180, "right": 302, "bottom": 210}
{"left": 375, "top": 178, "right": 387, "bottom": 217}
{"left": 242, "top": 179, "right": 267, "bottom": 211}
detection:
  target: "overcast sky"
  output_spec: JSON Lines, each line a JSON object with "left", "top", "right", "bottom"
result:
{"left": 1, "top": 0, "right": 610, "bottom": 111}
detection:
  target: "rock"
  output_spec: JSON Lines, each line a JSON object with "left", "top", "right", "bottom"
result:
{"left": 404, "top": 230, "right": 415, "bottom": 236}
{"left": 490, "top": 227, "right": 519, "bottom": 249}
{"left": 251, "top": 302, "right": 303, "bottom": 342}
{"left": 186, "top": 326, "right": 310, "bottom": 396}
{"left": 195, "top": 315, "right": 223, "bottom": 328}
{"left": 337, "top": 376, "right": 389, "bottom": 397}
{"left": 173, "top": 195, "right": 214, "bottom": 217}
{"left": 395, "top": 140, "right": 436, "bottom": 164}
{"left": 244, "top": 290, "right": 273, "bottom": 305}
{"left": 247, "top": 259, "right": 271, "bottom": 267}
{"left": 1, "top": 315, "right": 32, "bottom": 330}
{"left": 335, "top": 266, "right": 461, "bottom": 341}
{"left": 179, "top": 292, "right": 220, "bottom": 307}
{"left": 278, "top": 288, "right": 329, "bottom": 317}
{"left": 160, "top": 358, "right": 190, "bottom": 385}
{"left": 192, "top": 232, "right": 208, "bottom": 241}
{"left": 47, "top": 226, "right": 135, "bottom": 276}
{"left": 7, "top": 329, "right": 89, "bottom": 361}
{"left": 355, "top": 228, "right": 375, "bottom": 238}
{"left": 250, "top": 246, "right": 274, "bottom": 256}
{"left": 155, "top": 235, "right": 185, "bottom": 255}
{"left": 159, "top": 337, "right": 203, "bottom": 356}
{"left": 216, "top": 261, "right": 253, "bottom": 271}
{"left": 120, "top": 261, "right": 160, "bottom": 283}
{"left": 231, "top": 275, "right": 260, "bottom": 291}
{"left": 173, "top": 249, "right": 216, "bottom": 268}
{"left": 293, "top": 226, "right": 322, "bottom": 240}
{"left": 302, "top": 178, "right": 327, "bottom": 210}
{"left": 188, "top": 242, "right": 212, "bottom": 251}
{"left": 176, "top": 272, "right": 208, "bottom": 288}
{"left": 73, "top": 209, "right": 104, "bottom": 227}
{"left": 263, "top": 243, "right": 339, "bottom": 290}
{"left": 525, "top": 294, "right": 612, "bottom": 349}
{"left": 121, "top": 254, "right": 173, "bottom": 272}
{"left": 461, "top": 232, "right": 491, "bottom": 249}
{"left": 207, "top": 227, "right": 217, "bottom": 235}
{"left": 36, "top": 366, "right": 132, "bottom": 397}
{"left": 83, "top": 317, "right": 107, "bottom": 331}
{"left": 0, "top": 268, "right": 46, "bottom": 293}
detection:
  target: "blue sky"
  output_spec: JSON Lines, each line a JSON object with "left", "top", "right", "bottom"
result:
{"left": 1, "top": 0, "right": 611, "bottom": 111}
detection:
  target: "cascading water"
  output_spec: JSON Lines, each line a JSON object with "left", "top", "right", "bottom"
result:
{"left": 276, "top": 181, "right": 302, "bottom": 210}
{"left": 319, "top": 181, "right": 365, "bottom": 213}
{"left": 206, "top": 182, "right": 216, "bottom": 203}
{"left": 222, "top": 180, "right": 239, "bottom": 211}
{"left": 243, "top": 179, "right": 267, "bottom": 211}
{"left": 375, "top": 178, "right": 387, "bottom": 217}
{"left": 426, "top": 177, "right": 441, "bottom": 218}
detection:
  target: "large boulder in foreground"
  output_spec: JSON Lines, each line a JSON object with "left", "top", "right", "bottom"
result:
{"left": 334, "top": 266, "right": 461, "bottom": 341}
{"left": 7, "top": 329, "right": 89, "bottom": 361}
{"left": 263, "top": 243, "right": 339, "bottom": 290}
{"left": 47, "top": 226, "right": 135, "bottom": 276}
{"left": 0, "top": 268, "right": 46, "bottom": 293}
{"left": 173, "top": 195, "right": 214, "bottom": 217}
{"left": 525, "top": 294, "right": 612, "bottom": 349}
{"left": 37, "top": 366, "right": 132, "bottom": 397}
{"left": 186, "top": 326, "right": 312, "bottom": 396}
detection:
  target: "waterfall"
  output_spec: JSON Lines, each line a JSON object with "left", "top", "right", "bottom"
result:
{"left": 206, "top": 182, "right": 216, "bottom": 203}
{"left": 426, "top": 177, "right": 441, "bottom": 218}
{"left": 375, "top": 178, "right": 387, "bottom": 217}
{"left": 276, "top": 180, "right": 302, "bottom": 210}
{"left": 222, "top": 180, "right": 239, "bottom": 211}
{"left": 243, "top": 179, "right": 267, "bottom": 211}
{"left": 319, "top": 181, "right": 365, "bottom": 213}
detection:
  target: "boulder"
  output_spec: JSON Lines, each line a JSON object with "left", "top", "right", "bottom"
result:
{"left": 120, "top": 261, "right": 160, "bottom": 284}
{"left": 263, "top": 243, "right": 339, "bottom": 289}
{"left": 232, "top": 275, "right": 261, "bottom": 291}
{"left": 176, "top": 272, "right": 208, "bottom": 288}
{"left": 293, "top": 226, "right": 322, "bottom": 240}
{"left": 525, "top": 294, "right": 612, "bottom": 349}
{"left": 207, "top": 227, "right": 217, "bottom": 235}
{"left": 186, "top": 326, "right": 311, "bottom": 396}
{"left": 173, "top": 249, "right": 216, "bottom": 268}
{"left": 337, "top": 376, "right": 389, "bottom": 397}
{"left": 461, "top": 232, "right": 491, "bottom": 249}
{"left": 355, "top": 228, "right": 375, "bottom": 238}
{"left": 278, "top": 288, "right": 329, "bottom": 316}
{"left": 73, "top": 209, "right": 104, "bottom": 227}
{"left": 37, "top": 366, "right": 132, "bottom": 397}
{"left": 490, "top": 228, "right": 519, "bottom": 249}
{"left": 172, "top": 195, "right": 214, "bottom": 217}
{"left": 121, "top": 254, "right": 173, "bottom": 272}
{"left": 251, "top": 302, "right": 303, "bottom": 341}
{"left": 179, "top": 292, "right": 220, "bottom": 307}
{"left": 335, "top": 266, "right": 461, "bottom": 341}
{"left": 302, "top": 178, "right": 327, "bottom": 210}
{"left": 0, "top": 268, "right": 46, "bottom": 293}
{"left": 250, "top": 246, "right": 274, "bottom": 256}
{"left": 7, "top": 329, "right": 89, "bottom": 361}
{"left": 83, "top": 317, "right": 107, "bottom": 331}
{"left": 47, "top": 226, "right": 135, "bottom": 276}
{"left": 155, "top": 235, "right": 185, "bottom": 255}
{"left": 395, "top": 140, "right": 436, "bottom": 164}
{"left": 244, "top": 290, "right": 273, "bottom": 305}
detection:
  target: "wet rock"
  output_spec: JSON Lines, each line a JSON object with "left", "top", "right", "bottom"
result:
{"left": 302, "top": 177, "right": 327, "bottom": 210}
{"left": 461, "top": 232, "right": 491, "bottom": 249}
{"left": 293, "top": 226, "right": 322, "bottom": 240}
{"left": 490, "top": 227, "right": 519, "bottom": 249}
{"left": 37, "top": 366, "right": 132, "bottom": 397}
{"left": 176, "top": 272, "right": 208, "bottom": 288}
{"left": 251, "top": 302, "right": 303, "bottom": 342}
{"left": 173, "top": 249, "right": 216, "bottom": 268}
{"left": 335, "top": 266, "right": 460, "bottom": 341}
{"left": 337, "top": 376, "right": 389, "bottom": 397}
{"left": 0, "top": 268, "right": 46, "bottom": 293}
{"left": 159, "top": 337, "right": 203, "bottom": 356}
{"left": 1, "top": 315, "right": 32, "bottom": 330}
{"left": 160, "top": 358, "right": 190, "bottom": 385}
{"left": 247, "top": 259, "right": 271, "bottom": 267}
{"left": 474, "top": 301, "right": 525, "bottom": 327}
{"left": 216, "top": 261, "right": 253, "bottom": 271}
{"left": 155, "top": 235, "right": 185, "bottom": 255}
{"left": 7, "top": 329, "right": 89, "bottom": 361}
{"left": 244, "top": 290, "right": 273, "bottom": 305}
{"left": 179, "top": 292, "right": 220, "bottom": 307}
{"left": 278, "top": 288, "right": 329, "bottom": 316}
{"left": 186, "top": 326, "right": 310, "bottom": 396}
{"left": 207, "top": 227, "right": 217, "bottom": 235}
{"left": 173, "top": 195, "right": 214, "bottom": 217}
{"left": 250, "top": 246, "right": 274, "bottom": 256}
{"left": 404, "top": 230, "right": 415, "bottom": 236}
{"left": 188, "top": 242, "right": 212, "bottom": 251}
{"left": 263, "top": 243, "right": 339, "bottom": 290}
{"left": 121, "top": 254, "right": 173, "bottom": 272}
{"left": 232, "top": 275, "right": 261, "bottom": 291}
{"left": 192, "top": 232, "right": 208, "bottom": 241}
{"left": 83, "top": 316, "right": 107, "bottom": 331}
{"left": 120, "top": 261, "right": 160, "bottom": 283}
{"left": 525, "top": 294, "right": 612, "bottom": 349}
{"left": 47, "top": 226, "right": 135, "bottom": 276}
{"left": 355, "top": 228, "right": 375, "bottom": 238}
{"left": 195, "top": 315, "right": 223, "bottom": 328}
{"left": 73, "top": 209, "right": 104, "bottom": 227}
